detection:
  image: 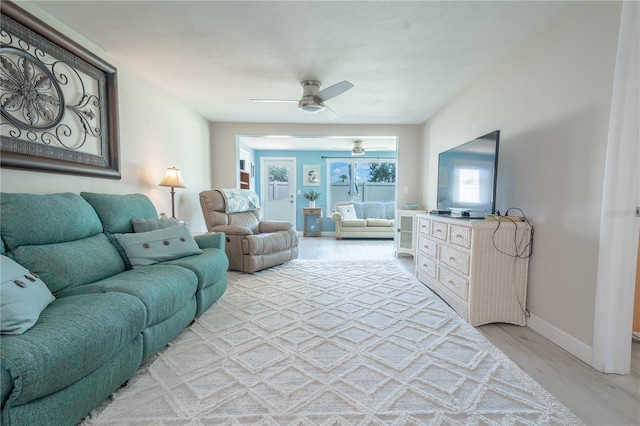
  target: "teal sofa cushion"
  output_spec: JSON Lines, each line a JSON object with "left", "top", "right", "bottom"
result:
{"left": 10, "top": 234, "right": 125, "bottom": 295}
{"left": 57, "top": 265, "right": 198, "bottom": 327}
{"left": 0, "top": 256, "right": 55, "bottom": 335}
{"left": 81, "top": 192, "right": 158, "bottom": 234}
{"left": 114, "top": 225, "right": 203, "bottom": 267}
{"left": 140, "top": 298, "right": 196, "bottom": 362}
{"left": 2, "top": 335, "right": 143, "bottom": 426}
{"left": 81, "top": 192, "right": 161, "bottom": 270}
{"left": 164, "top": 248, "right": 229, "bottom": 317}
{"left": 164, "top": 248, "right": 228, "bottom": 291}
{"left": 0, "top": 292, "right": 145, "bottom": 408}
{"left": 0, "top": 193, "right": 103, "bottom": 250}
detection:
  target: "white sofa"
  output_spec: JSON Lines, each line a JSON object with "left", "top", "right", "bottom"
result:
{"left": 331, "top": 201, "right": 395, "bottom": 239}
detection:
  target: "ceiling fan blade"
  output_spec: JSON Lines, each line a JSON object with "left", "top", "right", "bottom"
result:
{"left": 249, "top": 99, "right": 298, "bottom": 103}
{"left": 316, "top": 80, "right": 353, "bottom": 102}
{"left": 323, "top": 104, "right": 338, "bottom": 119}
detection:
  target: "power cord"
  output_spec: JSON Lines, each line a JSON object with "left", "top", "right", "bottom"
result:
{"left": 491, "top": 207, "right": 534, "bottom": 259}
{"left": 492, "top": 207, "right": 533, "bottom": 318}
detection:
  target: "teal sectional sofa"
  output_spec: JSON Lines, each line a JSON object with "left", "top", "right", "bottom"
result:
{"left": 0, "top": 192, "right": 229, "bottom": 425}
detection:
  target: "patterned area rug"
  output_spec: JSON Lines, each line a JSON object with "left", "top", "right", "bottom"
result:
{"left": 83, "top": 260, "right": 581, "bottom": 425}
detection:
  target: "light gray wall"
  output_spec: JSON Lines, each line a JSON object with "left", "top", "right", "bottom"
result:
{"left": 209, "top": 123, "right": 424, "bottom": 207}
{"left": 1, "top": 2, "right": 213, "bottom": 232}
{"left": 419, "top": 1, "right": 622, "bottom": 352}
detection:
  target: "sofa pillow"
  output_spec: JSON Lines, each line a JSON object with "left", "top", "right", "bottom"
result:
{"left": 1, "top": 256, "right": 55, "bottom": 335}
{"left": 131, "top": 217, "right": 181, "bottom": 233}
{"left": 11, "top": 234, "right": 125, "bottom": 294}
{"left": 114, "top": 225, "right": 203, "bottom": 267}
{"left": 1, "top": 192, "right": 103, "bottom": 250}
{"left": 81, "top": 192, "right": 158, "bottom": 234}
{"left": 337, "top": 204, "right": 358, "bottom": 220}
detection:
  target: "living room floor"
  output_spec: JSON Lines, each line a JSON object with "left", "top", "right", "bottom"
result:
{"left": 297, "top": 236, "right": 640, "bottom": 426}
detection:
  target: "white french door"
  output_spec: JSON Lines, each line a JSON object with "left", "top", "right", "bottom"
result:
{"left": 260, "top": 157, "right": 296, "bottom": 225}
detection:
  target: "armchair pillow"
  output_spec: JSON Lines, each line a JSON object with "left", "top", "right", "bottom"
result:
{"left": 114, "top": 225, "right": 203, "bottom": 267}
{"left": 337, "top": 204, "right": 358, "bottom": 220}
{"left": 1, "top": 255, "right": 55, "bottom": 334}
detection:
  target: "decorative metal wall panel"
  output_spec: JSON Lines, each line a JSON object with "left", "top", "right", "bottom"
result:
{"left": 0, "top": 1, "right": 120, "bottom": 179}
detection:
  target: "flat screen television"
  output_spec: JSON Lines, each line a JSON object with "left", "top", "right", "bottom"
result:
{"left": 436, "top": 130, "right": 500, "bottom": 216}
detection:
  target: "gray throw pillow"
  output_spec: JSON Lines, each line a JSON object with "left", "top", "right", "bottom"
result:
{"left": 1, "top": 255, "right": 55, "bottom": 335}
{"left": 131, "top": 217, "right": 181, "bottom": 233}
{"left": 114, "top": 225, "right": 203, "bottom": 267}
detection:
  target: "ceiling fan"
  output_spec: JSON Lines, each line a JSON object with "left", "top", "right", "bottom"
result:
{"left": 336, "top": 140, "right": 389, "bottom": 156}
{"left": 250, "top": 80, "right": 353, "bottom": 117}
{"left": 351, "top": 140, "right": 367, "bottom": 156}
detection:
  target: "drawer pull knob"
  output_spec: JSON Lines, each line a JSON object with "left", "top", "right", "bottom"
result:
{"left": 436, "top": 229, "right": 442, "bottom": 233}
{"left": 448, "top": 280, "right": 455, "bottom": 285}
{"left": 456, "top": 234, "right": 463, "bottom": 239}
{"left": 423, "top": 264, "right": 429, "bottom": 269}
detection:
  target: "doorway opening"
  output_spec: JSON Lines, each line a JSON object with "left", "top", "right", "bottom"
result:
{"left": 236, "top": 135, "right": 398, "bottom": 235}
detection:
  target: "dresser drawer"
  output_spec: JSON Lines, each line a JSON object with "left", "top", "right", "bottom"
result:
{"left": 416, "top": 252, "right": 437, "bottom": 279}
{"left": 448, "top": 225, "right": 471, "bottom": 249}
{"left": 438, "top": 266, "right": 469, "bottom": 301}
{"left": 431, "top": 221, "right": 447, "bottom": 241}
{"left": 417, "top": 218, "right": 431, "bottom": 236}
{"left": 439, "top": 245, "right": 470, "bottom": 275}
{"left": 417, "top": 235, "right": 437, "bottom": 258}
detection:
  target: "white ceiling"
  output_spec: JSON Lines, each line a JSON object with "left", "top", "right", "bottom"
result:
{"left": 30, "top": 0, "right": 571, "bottom": 150}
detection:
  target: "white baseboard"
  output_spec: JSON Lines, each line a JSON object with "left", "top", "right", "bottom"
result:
{"left": 527, "top": 314, "right": 593, "bottom": 366}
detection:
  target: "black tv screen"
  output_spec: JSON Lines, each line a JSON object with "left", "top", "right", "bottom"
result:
{"left": 437, "top": 130, "right": 500, "bottom": 216}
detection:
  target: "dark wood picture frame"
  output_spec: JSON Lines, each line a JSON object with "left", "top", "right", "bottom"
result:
{"left": 0, "top": 1, "right": 120, "bottom": 179}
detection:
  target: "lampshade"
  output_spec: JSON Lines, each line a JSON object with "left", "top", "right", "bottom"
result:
{"left": 158, "top": 167, "right": 186, "bottom": 188}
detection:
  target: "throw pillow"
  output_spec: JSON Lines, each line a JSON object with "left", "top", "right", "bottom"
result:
{"left": 1, "top": 255, "right": 55, "bottom": 335}
{"left": 114, "top": 225, "right": 203, "bottom": 267}
{"left": 131, "top": 217, "right": 181, "bottom": 233}
{"left": 337, "top": 204, "right": 358, "bottom": 220}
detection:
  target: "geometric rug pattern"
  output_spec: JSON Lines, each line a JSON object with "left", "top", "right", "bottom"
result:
{"left": 82, "top": 260, "right": 582, "bottom": 425}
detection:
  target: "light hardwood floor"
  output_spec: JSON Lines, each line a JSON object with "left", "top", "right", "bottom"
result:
{"left": 297, "top": 236, "right": 640, "bottom": 426}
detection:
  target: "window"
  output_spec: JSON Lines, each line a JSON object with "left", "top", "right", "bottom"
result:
{"left": 266, "top": 165, "right": 290, "bottom": 201}
{"left": 327, "top": 159, "right": 396, "bottom": 207}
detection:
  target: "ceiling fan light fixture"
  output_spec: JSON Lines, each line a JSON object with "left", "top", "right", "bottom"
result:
{"left": 299, "top": 100, "right": 325, "bottom": 113}
{"left": 351, "top": 139, "right": 365, "bottom": 156}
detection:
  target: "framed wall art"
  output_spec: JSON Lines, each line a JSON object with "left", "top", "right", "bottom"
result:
{"left": 0, "top": 1, "right": 120, "bottom": 179}
{"left": 302, "top": 164, "right": 320, "bottom": 186}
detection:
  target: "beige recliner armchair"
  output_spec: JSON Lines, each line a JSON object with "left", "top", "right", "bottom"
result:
{"left": 199, "top": 189, "right": 298, "bottom": 273}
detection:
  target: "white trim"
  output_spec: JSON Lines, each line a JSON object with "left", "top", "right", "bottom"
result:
{"left": 527, "top": 314, "right": 593, "bottom": 366}
{"left": 591, "top": 1, "right": 640, "bottom": 375}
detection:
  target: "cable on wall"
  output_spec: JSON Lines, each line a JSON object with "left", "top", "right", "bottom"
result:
{"left": 491, "top": 207, "right": 534, "bottom": 259}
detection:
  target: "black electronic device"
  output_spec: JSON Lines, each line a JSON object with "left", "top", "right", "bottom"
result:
{"left": 436, "top": 130, "right": 500, "bottom": 216}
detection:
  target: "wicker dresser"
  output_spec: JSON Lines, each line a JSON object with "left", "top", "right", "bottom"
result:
{"left": 415, "top": 214, "right": 532, "bottom": 326}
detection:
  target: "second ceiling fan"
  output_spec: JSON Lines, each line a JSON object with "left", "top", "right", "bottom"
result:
{"left": 335, "top": 140, "right": 389, "bottom": 156}
{"left": 250, "top": 80, "right": 353, "bottom": 117}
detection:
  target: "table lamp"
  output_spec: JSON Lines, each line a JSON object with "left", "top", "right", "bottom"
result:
{"left": 158, "top": 166, "right": 186, "bottom": 219}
